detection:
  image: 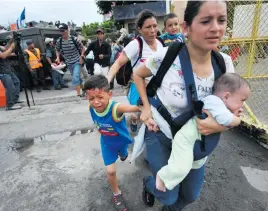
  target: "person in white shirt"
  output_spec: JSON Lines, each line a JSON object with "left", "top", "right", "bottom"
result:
{"left": 108, "top": 10, "right": 165, "bottom": 132}
{"left": 133, "top": 1, "right": 236, "bottom": 210}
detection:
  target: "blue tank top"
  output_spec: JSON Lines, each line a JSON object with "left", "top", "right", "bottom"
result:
{"left": 89, "top": 101, "right": 133, "bottom": 145}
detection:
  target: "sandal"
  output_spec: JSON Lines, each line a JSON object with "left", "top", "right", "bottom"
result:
{"left": 142, "top": 177, "right": 155, "bottom": 207}
{"left": 112, "top": 194, "right": 128, "bottom": 211}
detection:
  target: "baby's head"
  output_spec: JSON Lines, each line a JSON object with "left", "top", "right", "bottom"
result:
{"left": 213, "top": 73, "right": 251, "bottom": 113}
{"left": 84, "top": 75, "right": 112, "bottom": 113}
{"left": 164, "top": 13, "right": 180, "bottom": 35}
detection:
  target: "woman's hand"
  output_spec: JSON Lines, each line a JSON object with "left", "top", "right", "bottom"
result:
{"left": 139, "top": 106, "right": 159, "bottom": 132}
{"left": 144, "top": 118, "right": 159, "bottom": 132}
{"left": 156, "top": 173, "right": 166, "bottom": 192}
{"left": 196, "top": 109, "right": 226, "bottom": 135}
{"left": 140, "top": 106, "right": 152, "bottom": 123}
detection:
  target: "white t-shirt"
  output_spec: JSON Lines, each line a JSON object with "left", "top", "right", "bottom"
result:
{"left": 123, "top": 37, "right": 164, "bottom": 72}
{"left": 145, "top": 48, "right": 235, "bottom": 118}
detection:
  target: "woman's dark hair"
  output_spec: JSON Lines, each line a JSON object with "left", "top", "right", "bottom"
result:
{"left": 136, "top": 10, "right": 156, "bottom": 29}
{"left": 164, "top": 13, "right": 178, "bottom": 27}
{"left": 184, "top": 1, "right": 227, "bottom": 26}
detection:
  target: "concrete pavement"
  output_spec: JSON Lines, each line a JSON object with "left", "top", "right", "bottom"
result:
{"left": 0, "top": 130, "right": 267, "bottom": 211}
{"left": 0, "top": 96, "right": 128, "bottom": 148}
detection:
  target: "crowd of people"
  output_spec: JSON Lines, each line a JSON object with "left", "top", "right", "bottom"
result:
{"left": 0, "top": 1, "right": 252, "bottom": 211}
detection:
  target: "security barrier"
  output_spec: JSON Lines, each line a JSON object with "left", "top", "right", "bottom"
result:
{"left": 220, "top": 0, "right": 268, "bottom": 146}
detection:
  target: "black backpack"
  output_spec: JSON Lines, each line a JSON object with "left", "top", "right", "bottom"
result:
{"left": 116, "top": 36, "right": 165, "bottom": 86}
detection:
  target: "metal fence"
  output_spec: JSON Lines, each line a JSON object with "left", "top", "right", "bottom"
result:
{"left": 220, "top": 0, "right": 268, "bottom": 145}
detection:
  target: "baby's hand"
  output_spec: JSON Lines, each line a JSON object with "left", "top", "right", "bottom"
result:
{"left": 234, "top": 107, "right": 243, "bottom": 117}
{"left": 156, "top": 173, "right": 166, "bottom": 192}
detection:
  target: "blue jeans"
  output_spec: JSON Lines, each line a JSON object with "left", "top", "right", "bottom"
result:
{"left": 51, "top": 70, "right": 65, "bottom": 88}
{"left": 144, "top": 128, "right": 205, "bottom": 211}
{"left": 0, "top": 72, "right": 20, "bottom": 107}
{"left": 68, "top": 63, "right": 82, "bottom": 86}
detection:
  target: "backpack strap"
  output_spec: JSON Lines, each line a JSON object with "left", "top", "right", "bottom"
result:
{"left": 131, "top": 37, "right": 143, "bottom": 68}
{"left": 146, "top": 42, "right": 183, "bottom": 97}
{"left": 71, "top": 35, "right": 81, "bottom": 55}
{"left": 178, "top": 45, "right": 198, "bottom": 107}
{"left": 59, "top": 37, "right": 63, "bottom": 55}
{"left": 211, "top": 50, "right": 226, "bottom": 79}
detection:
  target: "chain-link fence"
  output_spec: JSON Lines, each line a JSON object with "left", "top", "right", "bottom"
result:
{"left": 219, "top": 0, "right": 268, "bottom": 146}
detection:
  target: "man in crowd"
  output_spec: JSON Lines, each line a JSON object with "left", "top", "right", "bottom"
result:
{"left": 24, "top": 40, "right": 50, "bottom": 92}
{"left": 45, "top": 38, "right": 68, "bottom": 90}
{"left": 85, "top": 29, "right": 111, "bottom": 78}
{"left": 85, "top": 39, "right": 95, "bottom": 76}
{"left": 0, "top": 39, "right": 22, "bottom": 110}
{"left": 55, "top": 23, "right": 88, "bottom": 97}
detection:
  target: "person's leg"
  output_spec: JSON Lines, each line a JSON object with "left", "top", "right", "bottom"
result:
{"left": 0, "top": 74, "right": 21, "bottom": 110}
{"left": 106, "top": 163, "right": 120, "bottom": 194}
{"left": 0, "top": 75, "right": 14, "bottom": 107}
{"left": 94, "top": 63, "right": 102, "bottom": 75}
{"left": 71, "top": 63, "right": 82, "bottom": 96}
{"left": 89, "top": 59, "right": 95, "bottom": 75}
{"left": 165, "top": 165, "right": 205, "bottom": 211}
{"left": 81, "top": 65, "right": 90, "bottom": 80}
{"left": 143, "top": 128, "right": 180, "bottom": 206}
{"left": 37, "top": 68, "right": 49, "bottom": 90}
{"left": 50, "top": 70, "right": 60, "bottom": 89}
{"left": 9, "top": 71, "right": 20, "bottom": 103}
{"left": 58, "top": 73, "right": 68, "bottom": 88}
{"left": 101, "top": 142, "right": 128, "bottom": 210}
{"left": 30, "top": 70, "right": 40, "bottom": 92}
{"left": 102, "top": 66, "right": 109, "bottom": 77}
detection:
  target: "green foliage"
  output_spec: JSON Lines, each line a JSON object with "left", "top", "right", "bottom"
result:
{"left": 82, "top": 20, "right": 116, "bottom": 37}
{"left": 95, "top": 0, "right": 154, "bottom": 15}
{"left": 87, "top": 32, "right": 120, "bottom": 42}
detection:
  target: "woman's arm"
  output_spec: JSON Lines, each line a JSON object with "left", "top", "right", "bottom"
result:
{"left": 196, "top": 110, "right": 227, "bottom": 135}
{"left": 107, "top": 51, "right": 129, "bottom": 83}
{"left": 133, "top": 64, "right": 153, "bottom": 118}
{"left": 133, "top": 64, "right": 152, "bottom": 110}
{"left": 133, "top": 64, "right": 159, "bottom": 132}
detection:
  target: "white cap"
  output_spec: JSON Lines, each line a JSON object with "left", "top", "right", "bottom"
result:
{"left": 45, "top": 38, "right": 54, "bottom": 44}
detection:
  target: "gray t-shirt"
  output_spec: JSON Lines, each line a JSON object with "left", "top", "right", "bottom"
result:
{"left": 55, "top": 36, "right": 82, "bottom": 65}
{"left": 203, "top": 95, "right": 234, "bottom": 126}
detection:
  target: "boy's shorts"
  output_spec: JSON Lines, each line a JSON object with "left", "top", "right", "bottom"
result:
{"left": 101, "top": 142, "right": 129, "bottom": 166}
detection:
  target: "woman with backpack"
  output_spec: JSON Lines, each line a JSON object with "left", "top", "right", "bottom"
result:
{"left": 108, "top": 10, "right": 165, "bottom": 132}
{"left": 133, "top": 1, "right": 235, "bottom": 210}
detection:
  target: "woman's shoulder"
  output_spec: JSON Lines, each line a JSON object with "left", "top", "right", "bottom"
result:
{"left": 150, "top": 46, "right": 169, "bottom": 60}
{"left": 123, "top": 39, "right": 139, "bottom": 56}
{"left": 219, "top": 52, "right": 235, "bottom": 73}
